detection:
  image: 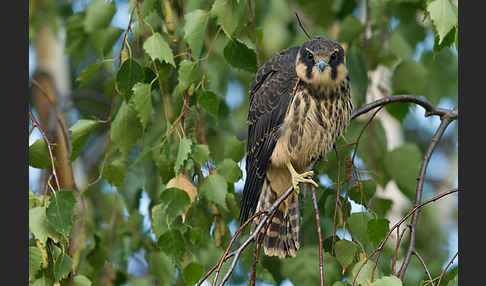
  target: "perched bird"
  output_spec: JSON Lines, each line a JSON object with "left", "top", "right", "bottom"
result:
{"left": 240, "top": 36, "right": 353, "bottom": 258}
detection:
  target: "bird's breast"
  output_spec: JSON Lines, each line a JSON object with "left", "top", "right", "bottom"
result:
{"left": 270, "top": 85, "right": 352, "bottom": 172}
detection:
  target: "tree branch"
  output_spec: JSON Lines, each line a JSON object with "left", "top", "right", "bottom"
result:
{"left": 352, "top": 188, "right": 459, "bottom": 286}
{"left": 413, "top": 249, "right": 435, "bottom": 286}
{"left": 29, "top": 111, "right": 60, "bottom": 190}
{"left": 311, "top": 185, "right": 325, "bottom": 286}
{"left": 398, "top": 110, "right": 457, "bottom": 279}
{"left": 351, "top": 95, "right": 457, "bottom": 121}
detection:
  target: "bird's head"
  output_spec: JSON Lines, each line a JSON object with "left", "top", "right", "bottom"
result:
{"left": 295, "top": 37, "right": 348, "bottom": 90}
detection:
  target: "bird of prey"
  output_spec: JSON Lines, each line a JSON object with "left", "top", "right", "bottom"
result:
{"left": 240, "top": 37, "right": 353, "bottom": 258}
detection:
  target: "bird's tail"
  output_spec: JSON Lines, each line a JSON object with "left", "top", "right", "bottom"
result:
{"left": 252, "top": 177, "right": 300, "bottom": 258}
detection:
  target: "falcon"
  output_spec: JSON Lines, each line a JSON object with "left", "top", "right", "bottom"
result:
{"left": 240, "top": 37, "right": 353, "bottom": 258}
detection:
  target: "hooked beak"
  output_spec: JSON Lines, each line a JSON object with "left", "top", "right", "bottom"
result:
{"left": 316, "top": 59, "right": 328, "bottom": 72}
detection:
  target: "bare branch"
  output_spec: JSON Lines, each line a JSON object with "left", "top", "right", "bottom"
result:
{"left": 398, "top": 111, "right": 457, "bottom": 279}
{"left": 29, "top": 111, "right": 61, "bottom": 190}
{"left": 311, "top": 185, "right": 324, "bottom": 286}
{"left": 351, "top": 188, "right": 459, "bottom": 286}
{"left": 351, "top": 95, "right": 457, "bottom": 121}
{"left": 413, "top": 249, "right": 435, "bottom": 286}
{"left": 436, "top": 251, "right": 458, "bottom": 286}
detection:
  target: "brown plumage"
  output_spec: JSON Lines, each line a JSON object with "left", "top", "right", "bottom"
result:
{"left": 241, "top": 37, "right": 353, "bottom": 258}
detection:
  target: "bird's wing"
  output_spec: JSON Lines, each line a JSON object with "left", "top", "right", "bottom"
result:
{"left": 240, "top": 47, "right": 300, "bottom": 224}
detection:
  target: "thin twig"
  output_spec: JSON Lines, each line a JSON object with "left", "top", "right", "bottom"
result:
{"left": 332, "top": 145, "right": 342, "bottom": 252}
{"left": 311, "top": 185, "right": 324, "bottom": 286}
{"left": 250, "top": 207, "right": 278, "bottom": 286}
{"left": 413, "top": 249, "right": 435, "bottom": 286}
{"left": 398, "top": 111, "right": 457, "bottom": 279}
{"left": 391, "top": 226, "right": 408, "bottom": 275}
{"left": 29, "top": 111, "right": 60, "bottom": 190}
{"left": 437, "top": 251, "right": 458, "bottom": 286}
{"left": 30, "top": 77, "right": 71, "bottom": 154}
{"left": 210, "top": 211, "right": 264, "bottom": 286}
{"left": 88, "top": 7, "right": 136, "bottom": 186}
{"left": 351, "top": 188, "right": 459, "bottom": 286}
{"left": 351, "top": 95, "right": 456, "bottom": 121}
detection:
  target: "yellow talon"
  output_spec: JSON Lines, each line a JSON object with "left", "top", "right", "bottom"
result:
{"left": 286, "top": 162, "right": 319, "bottom": 193}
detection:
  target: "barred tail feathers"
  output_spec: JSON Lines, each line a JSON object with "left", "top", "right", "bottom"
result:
{"left": 252, "top": 177, "right": 300, "bottom": 258}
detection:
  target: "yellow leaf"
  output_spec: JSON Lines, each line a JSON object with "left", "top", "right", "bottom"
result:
{"left": 166, "top": 173, "right": 197, "bottom": 222}
{"left": 166, "top": 173, "right": 197, "bottom": 203}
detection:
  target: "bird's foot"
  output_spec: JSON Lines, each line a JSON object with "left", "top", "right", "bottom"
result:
{"left": 286, "top": 162, "right": 319, "bottom": 194}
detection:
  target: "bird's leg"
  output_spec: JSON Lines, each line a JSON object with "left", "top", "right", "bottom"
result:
{"left": 285, "top": 161, "right": 319, "bottom": 194}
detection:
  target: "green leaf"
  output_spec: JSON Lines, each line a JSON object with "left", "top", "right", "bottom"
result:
{"left": 335, "top": 240, "right": 357, "bottom": 269}
{"left": 200, "top": 174, "right": 228, "bottom": 209}
{"left": 149, "top": 251, "right": 176, "bottom": 285}
{"left": 103, "top": 159, "right": 126, "bottom": 187}
{"left": 176, "top": 60, "right": 201, "bottom": 93}
{"left": 84, "top": 0, "right": 116, "bottom": 33}
{"left": 384, "top": 143, "right": 422, "bottom": 199}
{"left": 392, "top": 60, "right": 428, "bottom": 95}
{"left": 223, "top": 39, "right": 258, "bottom": 73}
{"left": 369, "top": 198, "right": 393, "bottom": 217}
{"left": 281, "top": 248, "right": 342, "bottom": 285}
{"left": 183, "top": 262, "right": 204, "bottom": 285}
{"left": 386, "top": 102, "right": 411, "bottom": 122}
{"left": 389, "top": 30, "right": 414, "bottom": 60}
{"left": 210, "top": 0, "right": 239, "bottom": 37}
{"left": 29, "top": 247, "right": 42, "bottom": 279}
{"left": 370, "top": 275, "right": 402, "bottom": 286}
{"left": 193, "top": 144, "right": 210, "bottom": 165}
{"left": 184, "top": 10, "right": 209, "bottom": 58}
{"left": 349, "top": 257, "right": 374, "bottom": 286}
{"left": 198, "top": 90, "right": 220, "bottom": 119}
{"left": 347, "top": 47, "right": 368, "bottom": 101}
{"left": 190, "top": 227, "right": 203, "bottom": 245}
{"left": 66, "top": 12, "right": 88, "bottom": 59}
{"left": 46, "top": 190, "right": 76, "bottom": 238}
{"left": 348, "top": 212, "right": 373, "bottom": 248}
{"left": 116, "top": 59, "right": 145, "bottom": 100}
{"left": 224, "top": 135, "right": 245, "bottom": 163}
{"left": 433, "top": 26, "right": 457, "bottom": 52}
{"left": 157, "top": 229, "right": 186, "bottom": 264}
{"left": 131, "top": 82, "right": 153, "bottom": 129}
{"left": 76, "top": 62, "right": 103, "bottom": 88}
{"left": 440, "top": 265, "right": 458, "bottom": 286}
{"left": 143, "top": 32, "right": 175, "bottom": 67}
{"left": 349, "top": 179, "right": 377, "bottom": 204}
{"left": 73, "top": 275, "right": 92, "bottom": 286}
{"left": 159, "top": 188, "right": 191, "bottom": 220}
{"left": 427, "top": 0, "right": 457, "bottom": 45}
{"left": 69, "top": 119, "right": 100, "bottom": 162}
{"left": 31, "top": 277, "right": 52, "bottom": 286}
{"left": 130, "top": 276, "right": 152, "bottom": 286}
{"left": 174, "top": 137, "right": 193, "bottom": 174}
{"left": 29, "top": 139, "right": 51, "bottom": 169}
{"left": 91, "top": 26, "right": 123, "bottom": 55}
{"left": 29, "top": 207, "right": 61, "bottom": 244}
{"left": 53, "top": 252, "right": 73, "bottom": 282}
{"left": 367, "top": 218, "right": 390, "bottom": 248}
{"left": 152, "top": 204, "right": 168, "bottom": 239}
{"left": 217, "top": 158, "right": 242, "bottom": 183}
{"left": 421, "top": 49, "right": 458, "bottom": 105}
{"left": 338, "top": 15, "right": 365, "bottom": 43}
{"left": 111, "top": 101, "right": 143, "bottom": 156}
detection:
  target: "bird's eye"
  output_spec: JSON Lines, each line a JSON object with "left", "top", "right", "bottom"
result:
{"left": 330, "top": 52, "right": 337, "bottom": 61}
{"left": 306, "top": 51, "right": 314, "bottom": 61}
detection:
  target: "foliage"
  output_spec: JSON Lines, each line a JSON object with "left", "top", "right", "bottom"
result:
{"left": 29, "top": 0, "right": 457, "bottom": 285}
